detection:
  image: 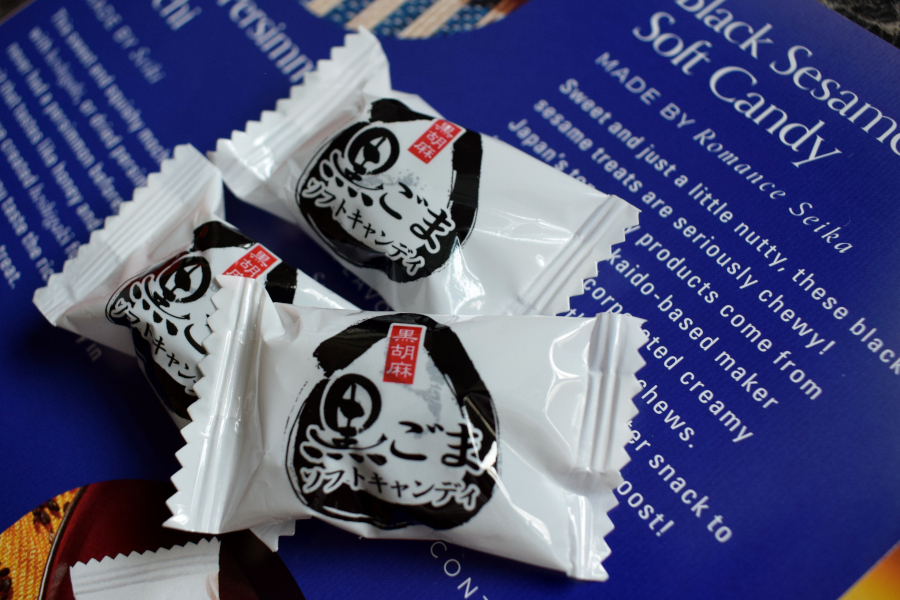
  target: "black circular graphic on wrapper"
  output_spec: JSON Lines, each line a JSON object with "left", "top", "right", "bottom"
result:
{"left": 287, "top": 314, "right": 498, "bottom": 531}
{"left": 157, "top": 256, "right": 211, "bottom": 305}
{"left": 295, "top": 99, "right": 482, "bottom": 283}
{"left": 322, "top": 373, "right": 382, "bottom": 439}
{"left": 346, "top": 127, "right": 400, "bottom": 176}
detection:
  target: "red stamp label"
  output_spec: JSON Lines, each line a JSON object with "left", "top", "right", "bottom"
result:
{"left": 408, "top": 120, "right": 462, "bottom": 164}
{"left": 383, "top": 324, "right": 424, "bottom": 385}
{"left": 221, "top": 244, "right": 280, "bottom": 279}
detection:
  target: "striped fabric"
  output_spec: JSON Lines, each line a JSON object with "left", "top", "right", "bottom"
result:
{"left": 299, "top": 0, "right": 531, "bottom": 37}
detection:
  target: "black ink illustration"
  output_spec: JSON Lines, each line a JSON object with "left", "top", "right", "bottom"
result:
{"left": 296, "top": 99, "right": 482, "bottom": 282}
{"left": 287, "top": 314, "right": 498, "bottom": 530}
{"left": 106, "top": 221, "right": 296, "bottom": 418}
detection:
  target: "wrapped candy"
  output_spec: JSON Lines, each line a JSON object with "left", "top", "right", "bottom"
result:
{"left": 165, "top": 276, "right": 646, "bottom": 580}
{"left": 34, "top": 145, "right": 356, "bottom": 426}
{"left": 33, "top": 145, "right": 358, "bottom": 550}
{"left": 212, "top": 29, "right": 639, "bottom": 316}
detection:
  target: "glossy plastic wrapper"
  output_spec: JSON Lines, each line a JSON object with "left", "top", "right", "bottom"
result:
{"left": 33, "top": 145, "right": 357, "bottom": 550}
{"left": 212, "top": 30, "right": 639, "bottom": 316}
{"left": 165, "top": 276, "right": 647, "bottom": 580}
{"left": 34, "top": 144, "right": 356, "bottom": 426}
{"left": 69, "top": 539, "right": 220, "bottom": 600}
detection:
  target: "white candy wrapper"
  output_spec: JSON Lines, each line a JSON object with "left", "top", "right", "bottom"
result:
{"left": 212, "top": 30, "right": 639, "bottom": 316}
{"left": 69, "top": 539, "right": 220, "bottom": 600}
{"left": 165, "top": 276, "right": 646, "bottom": 580}
{"left": 33, "top": 145, "right": 356, "bottom": 426}
{"left": 33, "top": 145, "right": 355, "bottom": 550}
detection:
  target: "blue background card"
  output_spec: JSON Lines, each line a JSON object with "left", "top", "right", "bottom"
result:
{"left": 1, "top": 1, "right": 898, "bottom": 598}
